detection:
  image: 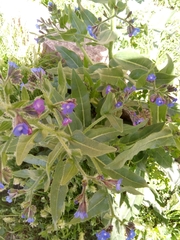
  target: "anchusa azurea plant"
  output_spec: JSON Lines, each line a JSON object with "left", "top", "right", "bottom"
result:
{"left": 0, "top": 0, "right": 179, "bottom": 239}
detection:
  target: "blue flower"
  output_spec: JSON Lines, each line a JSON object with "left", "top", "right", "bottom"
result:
{"left": 62, "top": 117, "right": 72, "bottom": 126}
{"left": 31, "top": 67, "right": 45, "bottom": 79}
{"left": 133, "top": 117, "right": 144, "bottom": 126}
{"left": 129, "top": 27, "right": 140, "bottom": 37}
{"left": 48, "top": 2, "right": 53, "bottom": 7}
{"left": 33, "top": 98, "right": 45, "bottom": 115}
{"left": 105, "top": 85, "right": 112, "bottom": 94}
{"left": 6, "top": 195, "right": 12, "bottom": 203}
{"left": 74, "top": 200, "right": 88, "bottom": 220}
{"left": 61, "top": 102, "right": 76, "bottom": 115}
{"left": 8, "top": 61, "right": 18, "bottom": 69}
{"left": 116, "top": 179, "right": 122, "bottom": 191}
{"left": 124, "top": 86, "right": 136, "bottom": 94}
{"left": 146, "top": 73, "right": 156, "bottom": 82}
{"left": 27, "top": 217, "right": 34, "bottom": 223}
{"left": 115, "top": 102, "right": 123, "bottom": 108}
{"left": 0, "top": 182, "right": 5, "bottom": 189}
{"left": 8, "top": 61, "right": 19, "bottom": 77}
{"left": 13, "top": 123, "right": 29, "bottom": 137}
{"left": 126, "top": 229, "right": 136, "bottom": 240}
{"left": 87, "top": 25, "right": 97, "bottom": 39}
{"left": 167, "top": 98, "right": 177, "bottom": 108}
{"left": 96, "top": 230, "right": 110, "bottom": 240}
{"left": 155, "top": 97, "right": 165, "bottom": 106}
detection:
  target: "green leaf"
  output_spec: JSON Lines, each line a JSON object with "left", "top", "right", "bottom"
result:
{"left": 23, "top": 154, "right": 47, "bottom": 167}
{"left": 60, "top": 159, "right": 78, "bottom": 185}
{"left": 86, "top": 127, "right": 121, "bottom": 142}
{"left": 71, "top": 70, "right": 91, "bottom": 127}
{"left": 21, "top": 87, "right": 29, "bottom": 100}
{"left": 106, "top": 114, "right": 123, "bottom": 132}
{"left": 57, "top": 61, "right": 67, "bottom": 98}
{"left": 160, "top": 54, "right": 174, "bottom": 74}
{"left": 70, "top": 130, "right": 116, "bottom": 157}
{"left": 117, "top": 1, "right": 126, "bottom": 12}
{"left": 149, "top": 148, "right": 173, "bottom": 168}
{"left": 97, "top": 66, "right": 125, "bottom": 89}
{"left": 155, "top": 72, "right": 176, "bottom": 87}
{"left": 96, "top": 156, "right": 148, "bottom": 188}
{"left": 112, "top": 51, "right": 153, "bottom": 71}
{"left": 61, "top": 29, "right": 77, "bottom": 41}
{"left": 16, "top": 130, "right": 39, "bottom": 166}
{"left": 13, "top": 169, "right": 43, "bottom": 180}
{"left": 70, "top": 189, "right": 109, "bottom": 224}
{"left": 56, "top": 46, "right": 83, "bottom": 69}
{"left": 0, "top": 121, "right": 12, "bottom": 131}
{"left": 120, "top": 122, "right": 164, "bottom": 145}
{"left": 106, "top": 127, "right": 175, "bottom": 169}
{"left": 100, "top": 92, "right": 115, "bottom": 115}
{"left": 50, "top": 184, "right": 68, "bottom": 229}
{"left": 60, "top": 14, "right": 68, "bottom": 28}
{"left": 80, "top": 9, "right": 97, "bottom": 26}
{"left": 89, "top": 0, "right": 108, "bottom": 3}
{"left": 98, "top": 29, "right": 117, "bottom": 44}
{"left": 69, "top": 8, "right": 87, "bottom": 34}
{"left": 150, "top": 102, "right": 167, "bottom": 124}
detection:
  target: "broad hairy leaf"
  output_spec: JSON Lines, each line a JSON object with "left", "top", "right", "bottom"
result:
{"left": 155, "top": 72, "right": 176, "bottom": 87}
{"left": 56, "top": 46, "right": 83, "bottom": 69}
{"left": 86, "top": 127, "right": 121, "bottom": 142}
{"left": 16, "top": 130, "right": 39, "bottom": 166}
{"left": 80, "top": 9, "right": 97, "bottom": 26}
{"left": 95, "top": 156, "right": 148, "bottom": 188}
{"left": 106, "top": 114, "right": 123, "bottom": 132}
{"left": 160, "top": 54, "right": 174, "bottom": 74}
{"left": 149, "top": 148, "right": 173, "bottom": 168}
{"left": 97, "top": 66, "right": 125, "bottom": 89}
{"left": 13, "top": 169, "right": 44, "bottom": 180}
{"left": 57, "top": 61, "right": 67, "bottom": 97}
{"left": 70, "top": 130, "right": 116, "bottom": 157}
{"left": 100, "top": 92, "right": 115, "bottom": 115}
{"left": 71, "top": 70, "right": 91, "bottom": 127}
{"left": 106, "top": 127, "right": 175, "bottom": 169}
{"left": 61, "top": 29, "right": 77, "bottom": 41}
{"left": 69, "top": 8, "right": 87, "bottom": 34}
{"left": 23, "top": 154, "right": 47, "bottom": 167}
{"left": 98, "top": 29, "right": 117, "bottom": 44}
{"left": 0, "top": 120, "right": 12, "bottom": 131}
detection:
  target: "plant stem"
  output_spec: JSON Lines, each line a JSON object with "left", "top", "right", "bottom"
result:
{"left": 76, "top": 42, "right": 93, "bottom": 65}
{"left": 109, "top": 9, "right": 116, "bottom": 61}
{"left": 83, "top": 115, "right": 106, "bottom": 133}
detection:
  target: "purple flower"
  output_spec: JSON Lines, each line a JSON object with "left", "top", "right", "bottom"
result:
{"left": 87, "top": 25, "right": 97, "bottom": 39}
{"left": 0, "top": 182, "right": 5, "bottom": 189}
{"left": 105, "top": 85, "right": 112, "bottom": 94}
{"left": 128, "top": 27, "right": 140, "bottom": 37}
{"left": 146, "top": 73, "right": 156, "bottom": 82}
{"left": 27, "top": 217, "right": 34, "bottom": 223}
{"left": 6, "top": 195, "right": 12, "bottom": 203}
{"left": 150, "top": 94, "right": 157, "bottom": 103}
{"left": 33, "top": 98, "right": 45, "bottom": 115}
{"left": 126, "top": 229, "right": 136, "bottom": 240}
{"left": 74, "top": 200, "right": 88, "bottom": 220}
{"left": 115, "top": 102, "right": 123, "bottom": 108}
{"left": 8, "top": 61, "right": 18, "bottom": 69}
{"left": 167, "top": 98, "right": 177, "bottom": 108}
{"left": 155, "top": 97, "right": 165, "bottom": 106}
{"left": 31, "top": 67, "right": 45, "bottom": 79}
{"left": 62, "top": 118, "right": 72, "bottom": 126}
{"left": 116, "top": 179, "right": 122, "bottom": 191}
{"left": 133, "top": 117, "right": 144, "bottom": 126}
{"left": 96, "top": 230, "right": 110, "bottom": 240}
{"left": 13, "top": 123, "right": 29, "bottom": 137}
{"left": 124, "top": 86, "right": 136, "bottom": 94}
{"left": 61, "top": 102, "right": 76, "bottom": 115}
{"left": 48, "top": 2, "right": 53, "bottom": 7}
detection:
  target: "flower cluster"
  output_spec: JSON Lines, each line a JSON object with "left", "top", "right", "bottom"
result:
{"left": 31, "top": 67, "right": 46, "bottom": 80}
{"left": 5, "top": 189, "right": 18, "bottom": 203}
{"left": 74, "top": 180, "right": 88, "bottom": 220}
{"left": 96, "top": 230, "right": 110, "bottom": 240}
{"left": 97, "top": 175, "right": 122, "bottom": 191}
{"left": 13, "top": 115, "right": 32, "bottom": 137}
{"left": 129, "top": 112, "right": 144, "bottom": 126}
{"left": 21, "top": 204, "right": 36, "bottom": 224}
{"left": 125, "top": 222, "right": 136, "bottom": 240}
{"left": 124, "top": 86, "right": 136, "bottom": 95}
{"left": 60, "top": 99, "right": 76, "bottom": 126}
{"left": 126, "top": 229, "right": 136, "bottom": 240}
{"left": 7, "top": 61, "right": 22, "bottom": 84}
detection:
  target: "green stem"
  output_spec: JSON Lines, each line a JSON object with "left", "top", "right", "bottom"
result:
{"left": 76, "top": 42, "right": 93, "bottom": 65}
{"left": 57, "top": 135, "right": 71, "bottom": 157}
{"left": 157, "top": 106, "right": 159, "bottom": 123}
{"left": 109, "top": 9, "right": 116, "bottom": 60}
{"left": 83, "top": 115, "right": 106, "bottom": 133}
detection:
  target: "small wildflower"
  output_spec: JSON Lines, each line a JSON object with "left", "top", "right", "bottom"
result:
{"left": 167, "top": 98, "right": 177, "bottom": 108}
{"left": 74, "top": 199, "right": 88, "bottom": 220}
{"left": 0, "top": 182, "right": 5, "bottom": 189}
{"left": 62, "top": 118, "right": 72, "bottom": 126}
{"left": 13, "top": 123, "right": 29, "bottom": 137}
{"left": 31, "top": 67, "right": 45, "bottom": 79}
{"left": 7, "top": 61, "right": 22, "bottom": 83}
{"left": 61, "top": 102, "right": 76, "bottom": 115}
{"left": 126, "top": 229, "right": 136, "bottom": 240}
{"left": 48, "top": 2, "right": 53, "bottom": 7}
{"left": 87, "top": 25, "right": 97, "bottom": 39}
{"left": 6, "top": 195, "right": 12, "bottom": 203}
{"left": 155, "top": 97, "right": 165, "bottom": 106}
{"left": 146, "top": 73, "right": 156, "bottom": 82}
{"left": 105, "top": 85, "right": 112, "bottom": 94}
{"left": 124, "top": 86, "right": 136, "bottom": 94}
{"left": 150, "top": 94, "right": 157, "bottom": 103}
{"left": 33, "top": 98, "right": 45, "bottom": 115}
{"left": 27, "top": 217, "right": 34, "bottom": 223}
{"left": 128, "top": 26, "right": 140, "bottom": 37}
{"left": 116, "top": 179, "right": 122, "bottom": 191}
{"left": 115, "top": 102, "right": 123, "bottom": 108}
{"left": 96, "top": 230, "right": 110, "bottom": 240}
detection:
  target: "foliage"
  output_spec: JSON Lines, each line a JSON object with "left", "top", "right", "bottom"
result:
{"left": 0, "top": 0, "right": 180, "bottom": 239}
